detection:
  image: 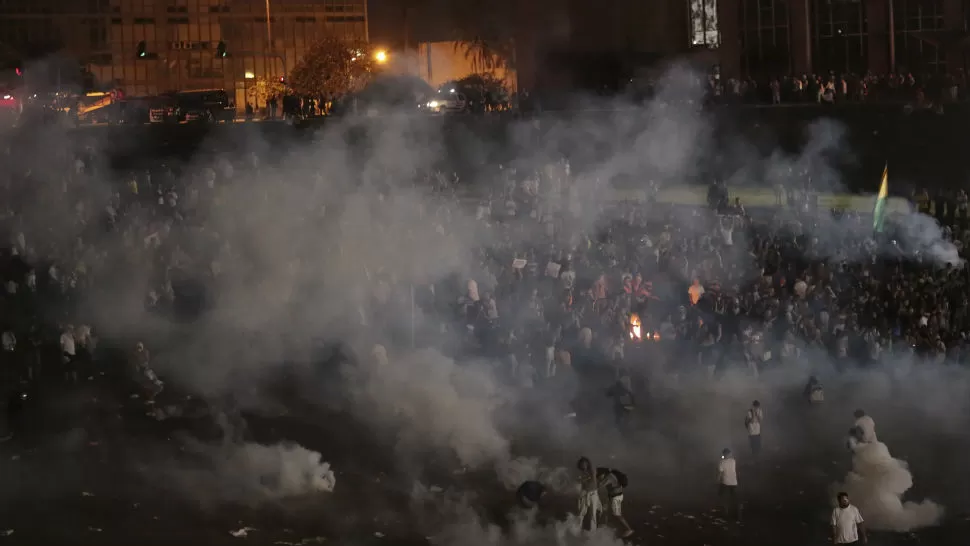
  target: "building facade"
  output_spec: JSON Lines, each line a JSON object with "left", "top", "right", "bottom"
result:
{"left": 0, "top": 0, "right": 366, "bottom": 106}
{"left": 717, "top": 0, "right": 970, "bottom": 78}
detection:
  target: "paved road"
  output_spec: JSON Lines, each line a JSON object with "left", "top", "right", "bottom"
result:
{"left": 2, "top": 367, "right": 968, "bottom": 546}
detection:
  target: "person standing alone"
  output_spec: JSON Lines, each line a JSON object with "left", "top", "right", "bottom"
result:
{"left": 745, "top": 400, "right": 764, "bottom": 457}
{"left": 717, "top": 448, "right": 739, "bottom": 520}
{"left": 831, "top": 492, "right": 867, "bottom": 544}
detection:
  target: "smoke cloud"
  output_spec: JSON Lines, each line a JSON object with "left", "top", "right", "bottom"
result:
{"left": 147, "top": 439, "right": 335, "bottom": 507}
{"left": 4, "top": 60, "right": 970, "bottom": 543}
{"left": 837, "top": 441, "right": 944, "bottom": 531}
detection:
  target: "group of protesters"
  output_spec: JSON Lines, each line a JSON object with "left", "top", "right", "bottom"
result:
{"left": 712, "top": 71, "right": 965, "bottom": 108}
{"left": 0, "top": 123, "right": 968, "bottom": 448}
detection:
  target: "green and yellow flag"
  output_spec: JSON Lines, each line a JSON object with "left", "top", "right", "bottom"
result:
{"left": 873, "top": 163, "right": 889, "bottom": 233}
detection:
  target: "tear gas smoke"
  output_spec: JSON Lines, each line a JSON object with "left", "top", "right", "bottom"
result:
{"left": 229, "top": 442, "right": 336, "bottom": 498}
{"left": 343, "top": 348, "right": 511, "bottom": 469}
{"left": 893, "top": 211, "right": 964, "bottom": 266}
{"left": 836, "top": 441, "right": 944, "bottom": 531}
{"left": 418, "top": 486, "right": 626, "bottom": 546}
{"left": 153, "top": 440, "right": 335, "bottom": 506}
{"left": 495, "top": 456, "right": 573, "bottom": 493}
{"left": 5, "top": 61, "right": 970, "bottom": 539}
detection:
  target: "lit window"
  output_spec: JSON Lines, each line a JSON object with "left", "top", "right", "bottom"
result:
{"left": 689, "top": 0, "right": 720, "bottom": 48}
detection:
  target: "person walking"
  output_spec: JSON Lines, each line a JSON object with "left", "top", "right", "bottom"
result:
{"left": 596, "top": 467, "right": 634, "bottom": 537}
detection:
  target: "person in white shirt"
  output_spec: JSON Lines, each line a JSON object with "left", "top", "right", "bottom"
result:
{"left": 846, "top": 427, "right": 865, "bottom": 452}
{"left": 1, "top": 331, "right": 15, "bottom": 353}
{"left": 831, "top": 492, "right": 867, "bottom": 544}
{"left": 717, "top": 448, "right": 739, "bottom": 519}
{"left": 60, "top": 325, "right": 77, "bottom": 383}
{"left": 853, "top": 409, "right": 877, "bottom": 443}
{"left": 745, "top": 400, "right": 763, "bottom": 457}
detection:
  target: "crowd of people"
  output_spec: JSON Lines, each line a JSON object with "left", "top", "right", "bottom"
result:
{"left": 0, "top": 130, "right": 968, "bottom": 424}
{"left": 0, "top": 112, "right": 964, "bottom": 544}
{"left": 713, "top": 71, "right": 967, "bottom": 108}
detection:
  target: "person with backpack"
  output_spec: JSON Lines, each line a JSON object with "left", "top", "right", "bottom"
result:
{"left": 596, "top": 467, "right": 634, "bottom": 537}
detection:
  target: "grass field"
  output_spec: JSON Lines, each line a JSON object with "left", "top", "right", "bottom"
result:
{"left": 610, "top": 185, "right": 912, "bottom": 214}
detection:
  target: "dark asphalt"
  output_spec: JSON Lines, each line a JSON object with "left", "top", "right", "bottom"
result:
{"left": 0, "top": 371, "right": 967, "bottom": 546}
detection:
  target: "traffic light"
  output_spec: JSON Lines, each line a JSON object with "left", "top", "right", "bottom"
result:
{"left": 14, "top": 67, "right": 20, "bottom": 76}
{"left": 216, "top": 41, "right": 227, "bottom": 58}
{"left": 136, "top": 41, "right": 147, "bottom": 58}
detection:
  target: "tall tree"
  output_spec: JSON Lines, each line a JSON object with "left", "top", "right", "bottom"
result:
{"left": 442, "top": 0, "right": 517, "bottom": 72}
{"left": 453, "top": 36, "right": 515, "bottom": 74}
{"left": 288, "top": 37, "right": 376, "bottom": 98}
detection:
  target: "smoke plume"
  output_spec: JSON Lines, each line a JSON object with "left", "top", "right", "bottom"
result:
{"left": 836, "top": 441, "right": 944, "bottom": 531}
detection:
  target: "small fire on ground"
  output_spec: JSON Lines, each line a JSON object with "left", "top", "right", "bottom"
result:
{"left": 629, "top": 313, "right": 660, "bottom": 342}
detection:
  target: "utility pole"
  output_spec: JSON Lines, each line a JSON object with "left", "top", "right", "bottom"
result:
{"left": 426, "top": 42, "right": 432, "bottom": 85}
{"left": 264, "top": 0, "right": 276, "bottom": 77}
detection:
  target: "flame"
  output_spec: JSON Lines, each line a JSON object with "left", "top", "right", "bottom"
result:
{"left": 629, "top": 313, "right": 641, "bottom": 341}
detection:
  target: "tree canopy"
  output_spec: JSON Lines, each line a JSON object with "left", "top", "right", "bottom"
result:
{"left": 439, "top": 0, "right": 517, "bottom": 72}
{"left": 246, "top": 76, "right": 288, "bottom": 105}
{"left": 454, "top": 73, "right": 510, "bottom": 98}
{"left": 453, "top": 37, "right": 515, "bottom": 74}
{"left": 288, "top": 36, "right": 376, "bottom": 98}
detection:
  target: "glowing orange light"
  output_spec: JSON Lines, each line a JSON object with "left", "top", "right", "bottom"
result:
{"left": 629, "top": 313, "right": 642, "bottom": 341}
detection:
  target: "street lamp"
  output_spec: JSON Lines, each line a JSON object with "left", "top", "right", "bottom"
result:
{"left": 374, "top": 50, "right": 388, "bottom": 64}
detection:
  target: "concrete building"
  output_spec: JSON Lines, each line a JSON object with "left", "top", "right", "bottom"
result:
{"left": 719, "top": 0, "right": 970, "bottom": 78}
{"left": 0, "top": 0, "right": 367, "bottom": 106}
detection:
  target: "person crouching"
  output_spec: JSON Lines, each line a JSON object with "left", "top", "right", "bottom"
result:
{"left": 576, "top": 456, "right": 601, "bottom": 530}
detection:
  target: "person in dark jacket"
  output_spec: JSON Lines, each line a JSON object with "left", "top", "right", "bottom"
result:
{"left": 606, "top": 374, "right": 635, "bottom": 435}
